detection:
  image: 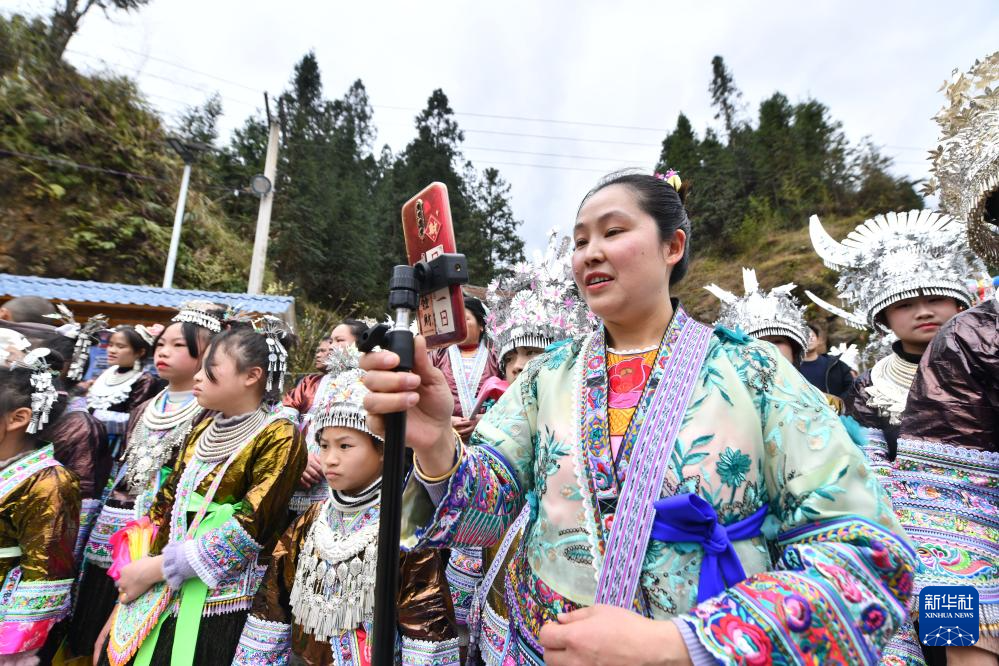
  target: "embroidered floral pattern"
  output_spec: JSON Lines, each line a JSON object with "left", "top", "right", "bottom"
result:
{"left": 232, "top": 615, "right": 291, "bottom": 665}
{"left": 399, "top": 635, "right": 461, "bottom": 666}
{"left": 401, "top": 314, "right": 919, "bottom": 663}
{"left": 189, "top": 517, "right": 262, "bottom": 588}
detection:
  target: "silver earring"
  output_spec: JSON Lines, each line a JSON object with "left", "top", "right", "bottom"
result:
{"left": 134, "top": 359, "right": 142, "bottom": 371}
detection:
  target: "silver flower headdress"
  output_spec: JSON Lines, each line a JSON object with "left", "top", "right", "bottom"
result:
{"left": 486, "top": 229, "right": 595, "bottom": 367}
{"left": 927, "top": 51, "right": 999, "bottom": 265}
{"left": 704, "top": 268, "right": 810, "bottom": 355}
{"left": 312, "top": 370, "right": 379, "bottom": 443}
{"left": 254, "top": 316, "right": 291, "bottom": 393}
{"left": 17, "top": 348, "right": 59, "bottom": 435}
{"left": 43, "top": 304, "right": 108, "bottom": 381}
{"left": 807, "top": 210, "right": 984, "bottom": 331}
{"left": 172, "top": 300, "right": 224, "bottom": 334}
{"left": 324, "top": 343, "right": 362, "bottom": 377}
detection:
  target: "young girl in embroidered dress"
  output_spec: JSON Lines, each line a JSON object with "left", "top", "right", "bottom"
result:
{"left": 0, "top": 342, "right": 80, "bottom": 665}
{"left": 279, "top": 336, "right": 365, "bottom": 517}
{"left": 94, "top": 320, "right": 306, "bottom": 666}
{"left": 67, "top": 303, "right": 223, "bottom": 659}
{"left": 85, "top": 326, "right": 164, "bottom": 460}
{"left": 362, "top": 170, "right": 919, "bottom": 666}
{"left": 232, "top": 359, "right": 460, "bottom": 666}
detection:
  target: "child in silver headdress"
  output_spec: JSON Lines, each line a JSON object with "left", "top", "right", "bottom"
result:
{"left": 232, "top": 354, "right": 460, "bottom": 666}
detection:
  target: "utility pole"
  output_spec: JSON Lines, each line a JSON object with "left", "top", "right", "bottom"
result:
{"left": 248, "top": 92, "right": 280, "bottom": 294}
{"left": 162, "top": 138, "right": 204, "bottom": 289}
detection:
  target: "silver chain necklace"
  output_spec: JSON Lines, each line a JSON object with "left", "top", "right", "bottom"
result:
{"left": 194, "top": 409, "right": 268, "bottom": 463}
{"left": 123, "top": 390, "right": 201, "bottom": 492}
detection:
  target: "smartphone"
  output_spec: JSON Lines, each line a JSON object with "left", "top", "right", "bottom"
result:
{"left": 400, "top": 182, "right": 468, "bottom": 349}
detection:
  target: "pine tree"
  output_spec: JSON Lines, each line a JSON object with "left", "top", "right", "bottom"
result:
{"left": 658, "top": 113, "right": 701, "bottom": 175}
{"left": 708, "top": 55, "right": 744, "bottom": 138}
{"left": 474, "top": 168, "right": 524, "bottom": 281}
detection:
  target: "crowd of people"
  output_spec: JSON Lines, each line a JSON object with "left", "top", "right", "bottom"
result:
{"left": 0, "top": 52, "right": 996, "bottom": 666}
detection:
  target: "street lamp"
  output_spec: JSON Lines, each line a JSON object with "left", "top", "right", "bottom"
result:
{"left": 162, "top": 137, "right": 209, "bottom": 289}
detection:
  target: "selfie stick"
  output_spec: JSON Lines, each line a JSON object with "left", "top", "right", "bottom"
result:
{"left": 357, "top": 254, "right": 468, "bottom": 666}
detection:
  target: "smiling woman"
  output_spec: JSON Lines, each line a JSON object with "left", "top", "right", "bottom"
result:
{"left": 362, "top": 169, "right": 919, "bottom": 665}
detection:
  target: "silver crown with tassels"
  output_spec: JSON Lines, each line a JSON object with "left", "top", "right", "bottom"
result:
{"left": 312, "top": 367, "right": 380, "bottom": 443}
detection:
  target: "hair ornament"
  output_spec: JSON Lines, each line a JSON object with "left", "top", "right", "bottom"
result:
{"left": 254, "top": 316, "right": 291, "bottom": 393}
{"left": 654, "top": 169, "right": 682, "bottom": 191}
{"left": 172, "top": 300, "right": 224, "bottom": 334}
{"left": 18, "top": 347, "right": 59, "bottom": 435}
{"left": 43, "top": 304, "right": 108, "bottom": 381}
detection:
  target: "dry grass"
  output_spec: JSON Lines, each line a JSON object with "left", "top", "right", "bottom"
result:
{"left": 673, "top": 214, "right": 871, "bottom": 347}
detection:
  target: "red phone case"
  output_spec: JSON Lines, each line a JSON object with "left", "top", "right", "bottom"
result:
{"left": 401, "top": 183, "right": 468, "bottom": 349}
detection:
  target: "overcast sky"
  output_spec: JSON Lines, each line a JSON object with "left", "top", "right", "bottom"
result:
{"left": 5, "top": 0, "right": 999, "bottom": 256}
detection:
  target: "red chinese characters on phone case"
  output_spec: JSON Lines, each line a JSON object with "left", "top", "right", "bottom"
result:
{"left": 400, "top": 182, "right": 468, "bottom": 349}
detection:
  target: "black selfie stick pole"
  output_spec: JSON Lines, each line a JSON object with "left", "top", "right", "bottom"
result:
{"left": 358, "top": 255, "right": 467, "bottom": 666}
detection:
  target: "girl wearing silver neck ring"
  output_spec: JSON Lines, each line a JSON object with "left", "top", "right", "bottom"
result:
{"left": 94, "top": 321, "right": 306, "bottom": 666}
{"left": 232, "top": 368, "right": 460, "bottom": 666}
{"left": 66, "top": 304, "right": 222, "bottom": 660}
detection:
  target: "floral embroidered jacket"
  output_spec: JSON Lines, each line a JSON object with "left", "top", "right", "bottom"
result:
{"left": 147, "top": 418, "right": 307, "bottom": 616}
{"left": 0, "top": 445, "right": 80, "bottom": 656}
{"left": 895, "top": 301, "right": 999, "bottom": 654}
{"left": 401, "top": 310, "right": 919, "bottom": 665}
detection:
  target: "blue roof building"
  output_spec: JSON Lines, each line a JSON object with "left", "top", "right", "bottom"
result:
{"left": 0, "top": 273, "right": 296, "bottom": 327}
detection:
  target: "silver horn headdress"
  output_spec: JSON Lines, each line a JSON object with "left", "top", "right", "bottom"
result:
{"left": 705, "top": 267, "right": 809, "bottom": 355}
{"left": 806, "top": 210, "right": 984, "bottom": 331}
{"left": 927, "top": 51, "right": 999, "bottom": 265}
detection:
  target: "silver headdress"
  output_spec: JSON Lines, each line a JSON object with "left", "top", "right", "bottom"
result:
{"left": 312, "top": 367, "right": 380, "bottom": 443}
{"left": 18, "top": 348, "right": 59, "bottom": 435}
{"left": 323, "top": 343, "right": 362, "bottom": 377}
{"left": 43, "top": 304, "right": 108, "bottom": 381}
{"left": 172, "top": 300, "right": 224, "bottom": 334}
{"left": 927, "top": 51, "right": 999, "bottom": 265}
{"left": 704, "top": 267, "right": 810, "bottom": 355}
{"left": 254, "top": 316, "right": 291, "bottom": 394}
{"left": 806, "top": 210, "right": 984, "bottom": 331}
{"left": 486, "top": 229, "right": 595, "bottom": 367}
{"left": 132, "top": 325, "right": 156, "bottom": 347}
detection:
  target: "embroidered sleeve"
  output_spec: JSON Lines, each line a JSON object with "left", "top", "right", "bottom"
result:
{"left": 273, "top": 404, "right": 300, "bottom": 426}
{"left": 681, "top": 341, "right": 919, "bottom": 665}
{"left": 180, "top": 517, "right": 263, "bottom": 589}
{"left": 399, "top": 635, "right": 461, "bottom": 666}
{"left": 400, "top": 360, "right": 541, "bottom": 551}
{"left": 0, "top": 577, "right": 74, "bottom": 654}
{"left": 231, "top": 615, "right": 291, "bottom": 666}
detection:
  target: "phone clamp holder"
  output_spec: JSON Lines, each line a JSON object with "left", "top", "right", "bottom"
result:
{"left": 357, "top": 252, "right": 467, "bottom": 666}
